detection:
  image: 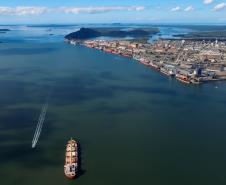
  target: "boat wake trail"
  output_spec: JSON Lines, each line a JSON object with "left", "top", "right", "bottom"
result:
{"left": 31, "top": 103, "right": 48, "bottom": 148}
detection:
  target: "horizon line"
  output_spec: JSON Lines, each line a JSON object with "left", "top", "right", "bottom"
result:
{"left": 0, "top": 22, "right": 226, "bottom": 26}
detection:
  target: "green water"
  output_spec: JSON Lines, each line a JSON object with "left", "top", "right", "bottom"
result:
{"left": 0, "top": 41, "right": 226, "bottom": 185}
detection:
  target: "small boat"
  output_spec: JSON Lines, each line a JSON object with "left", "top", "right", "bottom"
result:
{"left": 64, "top": 138, "right": 78, "bottom": 179}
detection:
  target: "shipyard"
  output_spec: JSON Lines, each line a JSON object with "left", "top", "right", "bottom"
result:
{"left": 66, "top": 38, "right": 226, "bottom": 84}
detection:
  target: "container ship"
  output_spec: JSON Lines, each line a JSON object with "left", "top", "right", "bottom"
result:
{"left": 64, "top": 138, "right": 78, "bottom": 179}
{"left": 160, "top": 68, "right": 176, "bottom": 77}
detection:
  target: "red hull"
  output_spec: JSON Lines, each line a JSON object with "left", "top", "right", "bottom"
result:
{"left": 176, "top": 77, "right": 190, "bottom": 84}
{"left": 65, "top": 175, "right": 76, "bottom": 180}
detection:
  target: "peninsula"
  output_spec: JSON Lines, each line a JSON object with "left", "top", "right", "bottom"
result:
{"left": 65, "top": 27, "right": 159, "bottom": 40}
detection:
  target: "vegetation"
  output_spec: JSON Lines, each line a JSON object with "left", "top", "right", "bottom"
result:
{"left": 65, "top": 28, "right": 101, "bottom": 40}
{"left": 0, "top": 29, "right": 10, "bottom": 31}
{"left": 65, "top": 27, "right": 159, "bottom": 40}
{"left": 174, "top": 31, "right": 226, "bottom": 41}
{"left": 0, "top": 29, "right": 10, "bottom": 33}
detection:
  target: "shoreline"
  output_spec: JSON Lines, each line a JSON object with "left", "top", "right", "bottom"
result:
{"left": 65, "top": 38, "right": 226, "bottom": 85}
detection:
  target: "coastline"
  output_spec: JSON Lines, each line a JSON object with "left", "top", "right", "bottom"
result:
{"left": 65, "top": 38, "right": 226, "bottom": 85}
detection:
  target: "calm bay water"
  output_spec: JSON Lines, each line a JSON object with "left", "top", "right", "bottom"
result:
{"left": 0, "top": 25, "right": 226, "bottom": 185}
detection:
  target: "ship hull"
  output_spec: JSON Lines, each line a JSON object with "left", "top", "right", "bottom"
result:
{"left": 65, "top": 175, "right": 76, "bottom": 179}
{"left": 64, "top": 139, "right": 78, "bottom": 179}
{"left": 176, "top": 77, "right": 191, "bottom": 84}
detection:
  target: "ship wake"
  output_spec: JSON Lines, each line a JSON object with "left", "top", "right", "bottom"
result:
{"left": 31, "top": 103, "right": 48, "bottom": 148}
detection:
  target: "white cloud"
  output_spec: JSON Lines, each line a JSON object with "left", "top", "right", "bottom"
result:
{"left": 59, "top": 6, "right": 145, "bottom": 14}
{"left": 171, "top": 6, "right": 181, "bottom": 12}
{"left": 0, "top": 7, "right": 12, "bottom": 15}
{"left": 203, "top": 0, "right": 214, "bottom": 4}
{"left": 0, "top": 6, "right": 47, "bottom": 15}
{"left": 184, "top": 6, "right": 194, "bottom": 12}
{"left": 0, "top": 6, "right": 145, "bottom": 15}
{"left": 15, "top": 7, "right": 48, "bottom": 15}
{"left": 213, "top": 3, "right": 226, "bottom": 11}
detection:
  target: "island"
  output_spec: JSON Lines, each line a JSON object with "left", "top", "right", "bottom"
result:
{"left": 0, "top": 29, "right": 10, "bottom": 33}
{"left": 174, "top": 31, "right": 226, "bottom": 41}
{"left": 64, "top": 27, "right": 159, "bottom": 40}
{"left": 65, "top": 30, "right": 226, "bottom": 84}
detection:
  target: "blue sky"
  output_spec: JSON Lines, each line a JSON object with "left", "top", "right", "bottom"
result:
{"left": 0, "top": 0, "right": 226, "bottom": 24}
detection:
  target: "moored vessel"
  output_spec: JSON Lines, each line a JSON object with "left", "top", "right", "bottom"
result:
{"left": 176, "top": 74, "right": 191, "bottom": 84}
{"left": 160, "top": 67, "right": 170, "bottom": 76}
{"left": 149, "top": 62, "right": 160, "bottom": 71}
{"left": 64, "top": 138, "right": 78, "bottom": 179}
{"left": 139, "top": 59, "right": 150, "bottom": 66}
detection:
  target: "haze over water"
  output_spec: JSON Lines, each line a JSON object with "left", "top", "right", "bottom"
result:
{"left": 0, "top": 25, "right": 226, "bottom": 185}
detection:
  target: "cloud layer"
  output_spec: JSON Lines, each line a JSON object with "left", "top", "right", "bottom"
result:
{"left": 59, "top": 6, "right": 145, "bottom": 14}
{"left": 0, "top": 6, "right": 47, "bottom": 15}
{"left": 171, "top": 6, "right": 194, "bottom": 12}
{"left": 0, "top": 6, "right": 145, "bottom": 16}
{"left": 213, "top": 3, "right": 226, "bottom": 11}
{"left": 203, "top": 0, "right": 214, "bottom": 5}
{"left": 171, "top": 6, "right": 181, "bottom": 12}
{"left": 184, "top": 6, "right": 194, "bottom": 12}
